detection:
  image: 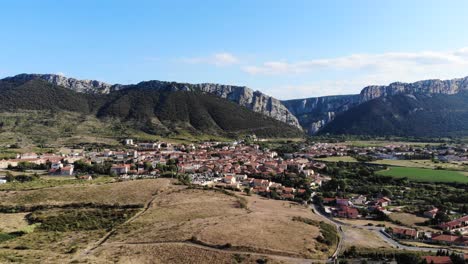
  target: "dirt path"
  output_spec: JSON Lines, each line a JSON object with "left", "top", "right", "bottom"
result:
{"left": 73, "top": 185, "right": 329, "bottom": 263}
{"left": 72, "top": 181, "right": 172, "bottom": 261}
{"left": 104, "top": 240, "right": 327, "bottom": 264}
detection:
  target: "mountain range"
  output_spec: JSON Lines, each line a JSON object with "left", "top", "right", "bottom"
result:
{"left": 1, "top": 73, "right": 468, "bottom": 142}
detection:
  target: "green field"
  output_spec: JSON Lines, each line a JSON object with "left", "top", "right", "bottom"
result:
{"left": 377, "top": 167, "right": 468, "bottom": 183}
{"left": 315, "top": 156, "right": 358, "bottom": 162}
{"left": 371, "top": 159, "right": 468, "bottom": 171}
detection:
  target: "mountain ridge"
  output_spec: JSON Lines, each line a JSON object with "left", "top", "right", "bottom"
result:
{"left": 0, "top": 78, "right": 303, "bottom": 141}
{"left": 4, "top": 74, "right": 302, "bottom": 129}
{"left": 3, "top": 73, "right": 468, "bottom": 137}
{"left": 282, "top": 76, "right": 468, "bottom": 134}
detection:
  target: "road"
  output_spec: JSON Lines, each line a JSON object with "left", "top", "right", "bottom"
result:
{"left": 311, "top": 204, "right": 444, "bottom": 255}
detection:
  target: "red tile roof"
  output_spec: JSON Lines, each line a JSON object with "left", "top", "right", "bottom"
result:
{"left": 421, "top": 256, "right": 452, "bottom": 264}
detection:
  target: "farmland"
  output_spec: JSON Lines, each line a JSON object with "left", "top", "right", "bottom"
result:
{"left": 370, "top": 159, "right": 468, "bottom": 171}
{"left": 376, "top": 167, "right": 468, "bottom": 183}
{"left": 315, "top": 156, "right": 358, "bottom": 163}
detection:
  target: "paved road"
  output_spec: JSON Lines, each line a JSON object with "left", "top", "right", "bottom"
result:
{"left": 310, "top": 204, "right": 345, "bottom": 262}
{"left": 311, "top": 204, "right": 444, "bottom": 254}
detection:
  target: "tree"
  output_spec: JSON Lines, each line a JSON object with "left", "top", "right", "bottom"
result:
{"left": 382, "top": 188, "right": 392, "bottom": 198}
{"left": 5, "top": 171, "right": 14, "bottom": 182}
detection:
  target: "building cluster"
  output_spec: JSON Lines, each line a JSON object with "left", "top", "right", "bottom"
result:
{"left": 298, "top": 142, "right": 468, "bottom": 162}
{"left": 323, "top": 195, "right": 392, "bottom": 219}
{"left": 388, "top": 226, "right": 468, "bottom": 247}
{"left": 0, "top": 140, "right": 328, "bottom": 193}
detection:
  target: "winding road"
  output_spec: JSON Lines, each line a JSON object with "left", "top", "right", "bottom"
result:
{"left": 311, "top": 204, "right": 450, "bottom": 255}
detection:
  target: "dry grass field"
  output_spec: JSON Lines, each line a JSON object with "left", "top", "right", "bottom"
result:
{"left": 0, "top": 213, "right": 29, "bottom": 233}
{"left": 98, "top": 188, "right": 332, "bottom": 262}
{"left": 88, "top": 243, "right": 291, "bottom": 264}
{"left": 0, "top": 179, "right": 334, "bottom": 263}
{"left": 342, "top": 226, "right": 391, "bottom": 250}
{"left": 0, "top": 179, "right": 171, "bottom": 206}
{"left": 0, "top": 179, "right": 173, "bottom": 263}
{"left": 388, "top": 212, "right": 427, "bottom": 227}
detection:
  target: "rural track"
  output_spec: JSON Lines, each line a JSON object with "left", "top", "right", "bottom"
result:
{"left": 105, "top": 240, "right": 329, "bottom": 264}
{"left": 73, "top": 183, "right": 330, "bottom": 264}
{"left": 72, "top": 182, "right": 171, "bottom": 262}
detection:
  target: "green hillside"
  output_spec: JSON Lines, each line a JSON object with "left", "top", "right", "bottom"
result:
{"left": 319, "top": 92, "right": 468, "bottom": 137}
{"left": 0, "top": 78, "right": 303, "bottom": 146}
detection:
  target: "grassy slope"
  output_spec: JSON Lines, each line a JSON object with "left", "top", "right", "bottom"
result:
{"left": 0, "top": 79, "right": 303, "bottom": 147}
{"left": 320, "top": 92, "right": 468, "bottom": 137}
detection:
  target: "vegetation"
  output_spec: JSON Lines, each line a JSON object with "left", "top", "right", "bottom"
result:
{"left": 26, "top": 208, "right": 138, "bottom": 231}
{"left": 317, "top": 221, "right": 338, "bottom": 246}
{"left": 320, "top": 92, "right": 468, "bottom": 137}
{"left": 377, "top": 167, "right": 468, "bottom": 183}
{"left": 0, "top": 78, "right": 303, "bottom": 148}
{"left": 318, "top": 161, "right": 468, "bottom": 213}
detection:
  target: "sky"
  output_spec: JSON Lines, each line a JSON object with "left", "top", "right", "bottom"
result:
{"left": 2, "top": 0, "right": 468, "bottom": 99}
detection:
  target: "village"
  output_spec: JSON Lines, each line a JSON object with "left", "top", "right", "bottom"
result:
{"left": 0, "top": 138, "right": 467, "bottom": 262}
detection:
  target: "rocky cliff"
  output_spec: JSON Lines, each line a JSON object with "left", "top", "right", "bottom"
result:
{"left": 284, "top": 76, "right": 468, "bottom": 135}
{"left": 282, "top": 95, "right": 360, "bottom": 134}
{"left": 194, "top": 83, "right": 301, "bottom": 129}
{"left": 359, "top": 77, "right": 468, "bottom": 102}
{"left": 5, "top": 74, "right": 301, "bottom": 129}
{"left": 7, "top": 73, "right": 116, "bottom": 94}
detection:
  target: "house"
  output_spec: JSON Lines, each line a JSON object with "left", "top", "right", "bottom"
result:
{"left": 110, "top": 164, "right": 130, "bottom": 175}
{"left": 0, "top": 178, "right": 6, "bottom": 184}
{"left": 234, "top": 174, "right": 247, "bottom": 182}
{"left": 124, "top": 139, "right": 134, "bottom": 145}
{"left": 302, "top": 169, "right": 315, "bottom": 177}
{"left": 252, "top": 179, "right": 270, "bottom": 187}
{"left": 51, "top": 161, "right": 63, "bottom": 170}
{"left": 439, "top": 215, "right": 468, "bottom": 232}
{"left": 421, "top": 256, "right": 452, "bottom": 264}
{"left": 351, "top": 195, "right": 367, "bottom": 205}
{"left": 391, "top": 227, "right": 418, "bottom": 239}
{"left": 49, "top": 165, "right": 74, "bottom": 176}
{"left": 336, "top": 198, "right": 350, "bottom": 206}
{"left": 20, "top": 152, "right": 38, "bottom": 159}
{"left": 223, "top": 175, "right": 236, "bottom": 184}
{"left": 60, "top": 165, "right": 74, "bottom": 176}
{"left": 424, "top": 208, "right": 439, "bottom": 219}
{"left": 431, "top": 234, "right": 468, "bottom": 246}
{"left": 372, "top": 197, "right": 391, "bottom": 207}
{"left": 336, "top": 205, "right": 359, "bottom": 219}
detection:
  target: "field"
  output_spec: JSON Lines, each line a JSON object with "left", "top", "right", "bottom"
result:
{"left": 0, "top": 213, "right": 29, "bottom": 233}
{"left": 0, "top": 178, "right": 171, "bottom": 206}
{"left": 346, "top": 140, "right": 439, "bottom": 147}
{"left": 0, "top": 179, "right": 334, "bottom": 263}
{"left": 388, "top": 213, "right": 429, "bottom": 228}
{"left": 0, "top": 175, "right": 114, "bottom": 191}
{"left": 376, "top": 167, "right": 468, "bottom": 183}
{"left": 315, "top": 156, "right": 357, "bottom": 162}
{"left": 342, "top": 226, "right": 391, "bottom": 250}
{"left": 371, "top": 159, "right": 468, "bottom": 171}
{"left": 92, "top": 188, "right": 333, "bottom": 262}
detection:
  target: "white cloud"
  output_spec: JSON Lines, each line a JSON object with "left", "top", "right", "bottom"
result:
{"left": 182, "top": 52, "right": 239, "bottom": 66}
{"left": 244, "top": 47, "right": 468, "bottom": 99}
{"left": 243, "top": 48, "right": 468, "bottom": 75}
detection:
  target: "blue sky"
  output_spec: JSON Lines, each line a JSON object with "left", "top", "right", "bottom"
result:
{"left": 2, "top": 0, "right": 468, "bottom": 99}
